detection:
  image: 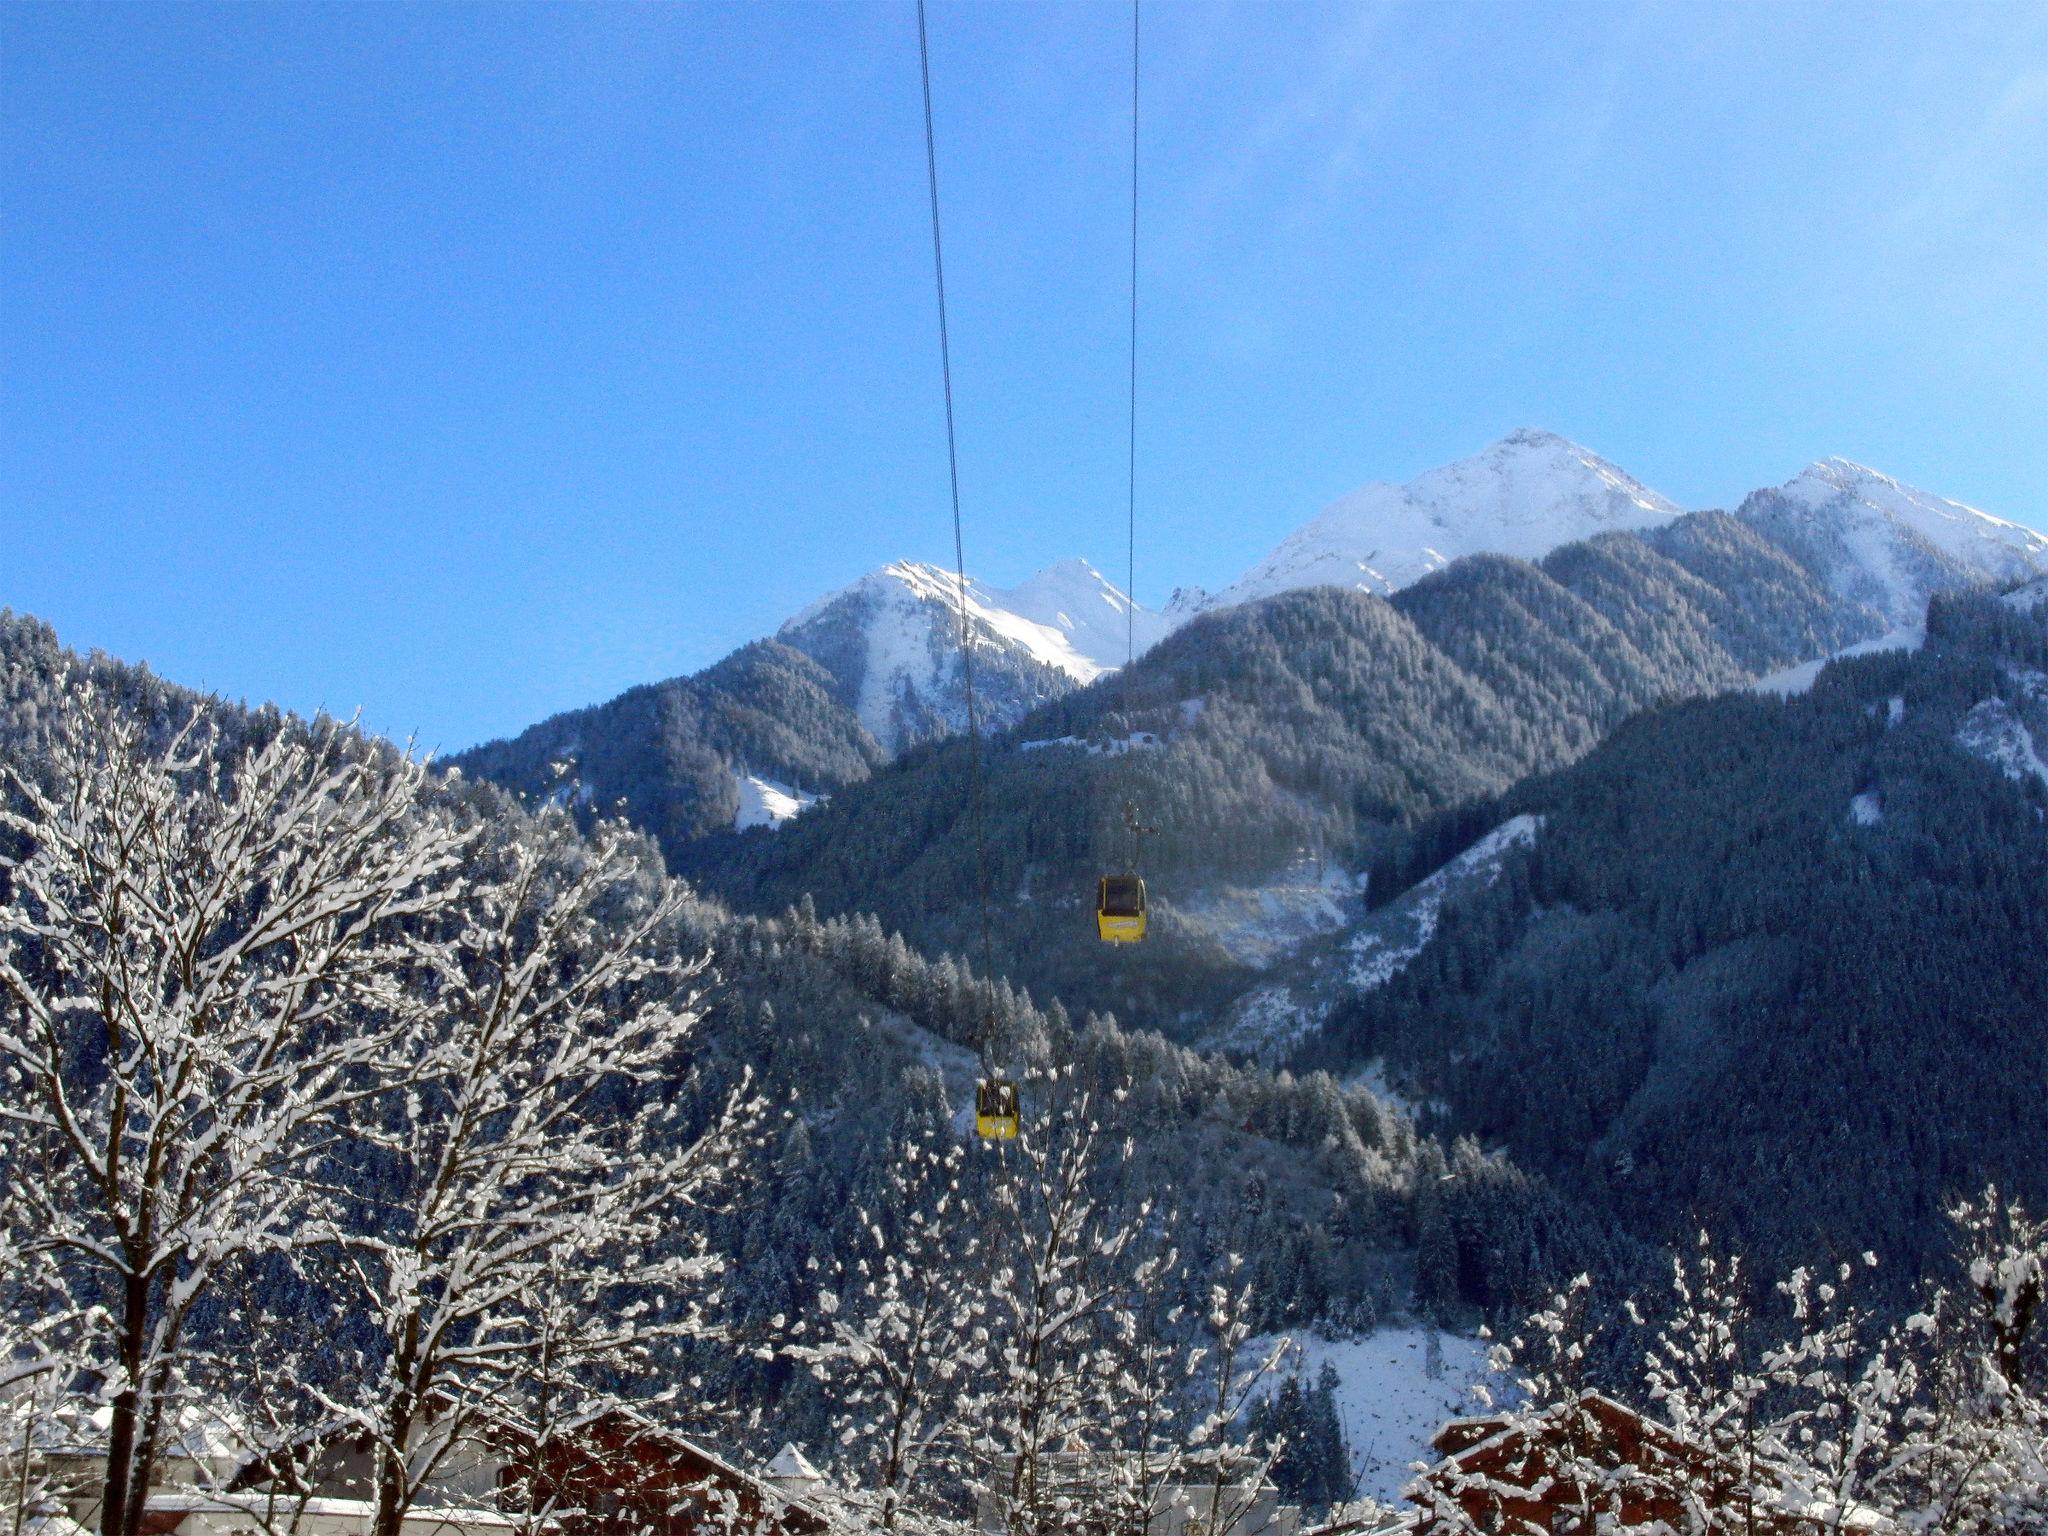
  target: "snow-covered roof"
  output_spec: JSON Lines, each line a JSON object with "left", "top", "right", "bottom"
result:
{"left": 137, "top": 1493, "right": 520, "bottom": 1532}
{"left": 764, "top": 1443, "right": 821, "bottom": 1482}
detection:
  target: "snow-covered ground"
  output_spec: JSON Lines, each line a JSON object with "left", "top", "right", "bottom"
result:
{"left": 1173, "top": 858, "right": 1368, "bottom": 970}
{"left": 1849, "top": 791, "right": 1883, "bottom": 826}
{"left": 1018, "top": 729, "right": 1164, "bottom": 756}
{"left": 1252, "top": 1327, "right": 1493, "bottom": 1506}
{"left": 2004, "top": 577, "right": 2048, "bottom": 613}
{"left": 733, "top": 773, "right": 821, "bottom": 830}
{"left": 1346, "top": 816, "right": 1540, "bottom": 990}
{"left": 1203, "top": 430, "right": 1678, "bottom": 611}
{"left": 1343, "top": 1057, "right": 1441, "bottom": 1121}
{"left": 1955, "top": 699, "right": 2048, "bottom": 790}
{"left": 1202, "top": 816, "right": 1540, "bottom": 1062}
{"left": 1752, "top": 627, "right": 1925, "bottom": 697}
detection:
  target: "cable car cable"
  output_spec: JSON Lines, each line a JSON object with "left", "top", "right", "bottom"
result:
{"left": 1125, "top": 0, "right": 1140, "bottom": 676}
{"left": 1097, "top": 0, "right": 1153, "bottom": 948}
{"left": 915, "top": 0, "right": 1006, "bottom": 1112}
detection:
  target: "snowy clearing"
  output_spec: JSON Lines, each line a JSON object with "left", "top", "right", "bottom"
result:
{"left": 1752, "top": 627, "right": 1925, "bottom": 697}
{"left": 1347, "top": 816, "right": 1540, "bottom": 990}
{"left": 2005, "top": 577, "right": 2048, "bottom": 613}
{"left": 1174, "top": 858, "right": 1368, "bottom": 970}
{"left": 733, "top": 773, "right": 820, "bottom": 830}
{"left": 1252, "top": 1327, "right": 1492, "bottom": 1506}
{"left": 1203, "top": 816, "right": 1540, "bottom": 1062}
{"left": 1849, "top": 791, "right": 1883, "bottom": 826}
{"left": 1343, "top": 1057, "right": 1441, "bottom": 1121}
{"left": 1955, "top": 700, "right": 2048, "bottom": 790}
{"left": 1018, "top": 730, "right": 1163, "bottom": 756}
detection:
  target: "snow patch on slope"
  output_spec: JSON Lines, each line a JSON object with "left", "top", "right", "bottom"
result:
{"left": 1253, "top": 1328, "right": 1491, "bottom": 1506}
{"left": 2006, "top": 577, "right": 2048, "bottom": 614}
{"left": 1849, "top": 791, "right": 1883, "bottom": 827}
{"left": 1752, "top": 627, "right": 1925, "bottom": 697}
{"left": 1347, "top": 816, "right": 1541, "bottom": 990}
{"left": 733, "top": 773, "right": 820, "bottom": 830}
{"left": 1174, "top": 858, "right": 1369, "bottom": 970}
{"left": 1202, "top": 817, "right": 1541, "bottom": 1063}
{"left": 1956, "top": 699, "right": 2048, "bottom": 790}
{"left": 1018, "top": 730, "right": 1163, "bottom": 756}
{"left": 1205, "top": 430, "right": 1679, "bottom": 611}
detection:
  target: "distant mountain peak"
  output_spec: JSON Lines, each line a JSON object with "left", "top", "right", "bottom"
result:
{"left": 1202, "top": 430, "right": 1680, "bottom": 611}
{"left": 1737, "top": 458, "right": 2048, "bottom": 629}
{"left": 774, "top": 555, "right": 1166, "bottom": 754}
{"left": 1801, "top": 455, "right": 1891, "bottom": 485}
{"left": 1018, "top": 556, "right": 1106, "bottom": 583}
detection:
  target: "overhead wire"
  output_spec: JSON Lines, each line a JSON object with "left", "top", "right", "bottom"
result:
{"left": 914, "top": 0, "right": 1001, "bottom": 1058}
{"left": 1126, "top": 0, "right": 1140, "bottom": 675}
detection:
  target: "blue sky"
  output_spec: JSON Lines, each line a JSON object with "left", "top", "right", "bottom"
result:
{"left": 4, "top": 1, "right": 2045, "bottom": 750}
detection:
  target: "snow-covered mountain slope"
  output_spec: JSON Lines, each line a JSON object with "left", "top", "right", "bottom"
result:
{"left": 1200, "top": 816, "right": 1542, "bottom": 1064}
{"left": 1170, "top": 855, "right": 1369, "bottom": 971}
{"left": 1751, "top": 626, "right": 1925, "bottom": 698}
{"left": 1957, "top": 700, "right": 2048, "bottom": 790}
{"left": 1202, "top": 430, "right": 1680, "bottom": 610}
{"left": 1735, "top": 460, "right": 2048, "bottom": 630}
{"left": 776, "top": 559, "right": 1164, "bottom": 755}
{"left": 997, "top": 558, "right": 1173, "bottom": 673}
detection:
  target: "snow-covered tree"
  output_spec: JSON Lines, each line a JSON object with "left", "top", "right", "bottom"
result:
{"left": 956, "top": 1074, "right": 1159, "bottom": 1535}
{"left": 0, "top": 693, "right": 470, "bottom": 1536}
{"left": 1636, "top": 1232, "right": 1781, "bottom": 1533}
{"left": 797, "top": 1133, "right": 990, "bottom": 1531}
{"left": 311, "top": 811, "right": 763, "bottom": 1536}
{"left": 1160, "top": 1254, "right": 1288, "bottom": 1536}
{"left": 1878, "top": 1187, "right": 2047, "bottom": 1535}
{"left": 1755, "top": 1254, "right": 1916, "bottom": 1535}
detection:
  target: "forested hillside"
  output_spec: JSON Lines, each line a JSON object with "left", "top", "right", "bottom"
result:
{"left": 677, "top": 512, "right": 1874, "bottom": 1035}
{"left": 449, "top": 638, "right": 888, "bottom": 844}
{"left": 1298, "top": 586, "right": 2048, "bottom": 1292}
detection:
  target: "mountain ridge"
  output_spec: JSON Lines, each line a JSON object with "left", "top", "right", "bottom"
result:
{"left": 1198, "top": 428, "right": 1683, "bottom": 611}
{"left": 452, "top": 432, "right": 2047, "bottom": 894}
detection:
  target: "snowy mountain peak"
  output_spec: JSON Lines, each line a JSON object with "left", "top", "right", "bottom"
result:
{"left": 775, "top": 557, "right": 1165, "bottom": 755}
{"left": 999, "top": 559, "right": 1172, "bottom": 673}
{"left": 1738, "top": 459, "right": 2048, "bottom": 629}
{"left": 1204, "top": 431, "right": 1680, "bottom": 610}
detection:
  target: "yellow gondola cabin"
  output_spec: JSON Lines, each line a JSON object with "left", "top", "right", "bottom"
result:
{"left": 1097, "top": 874, "right": 1147, "bottom": 943}
{"left": 975, "top": 1078, "right": 1019, "bottom": 1140}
